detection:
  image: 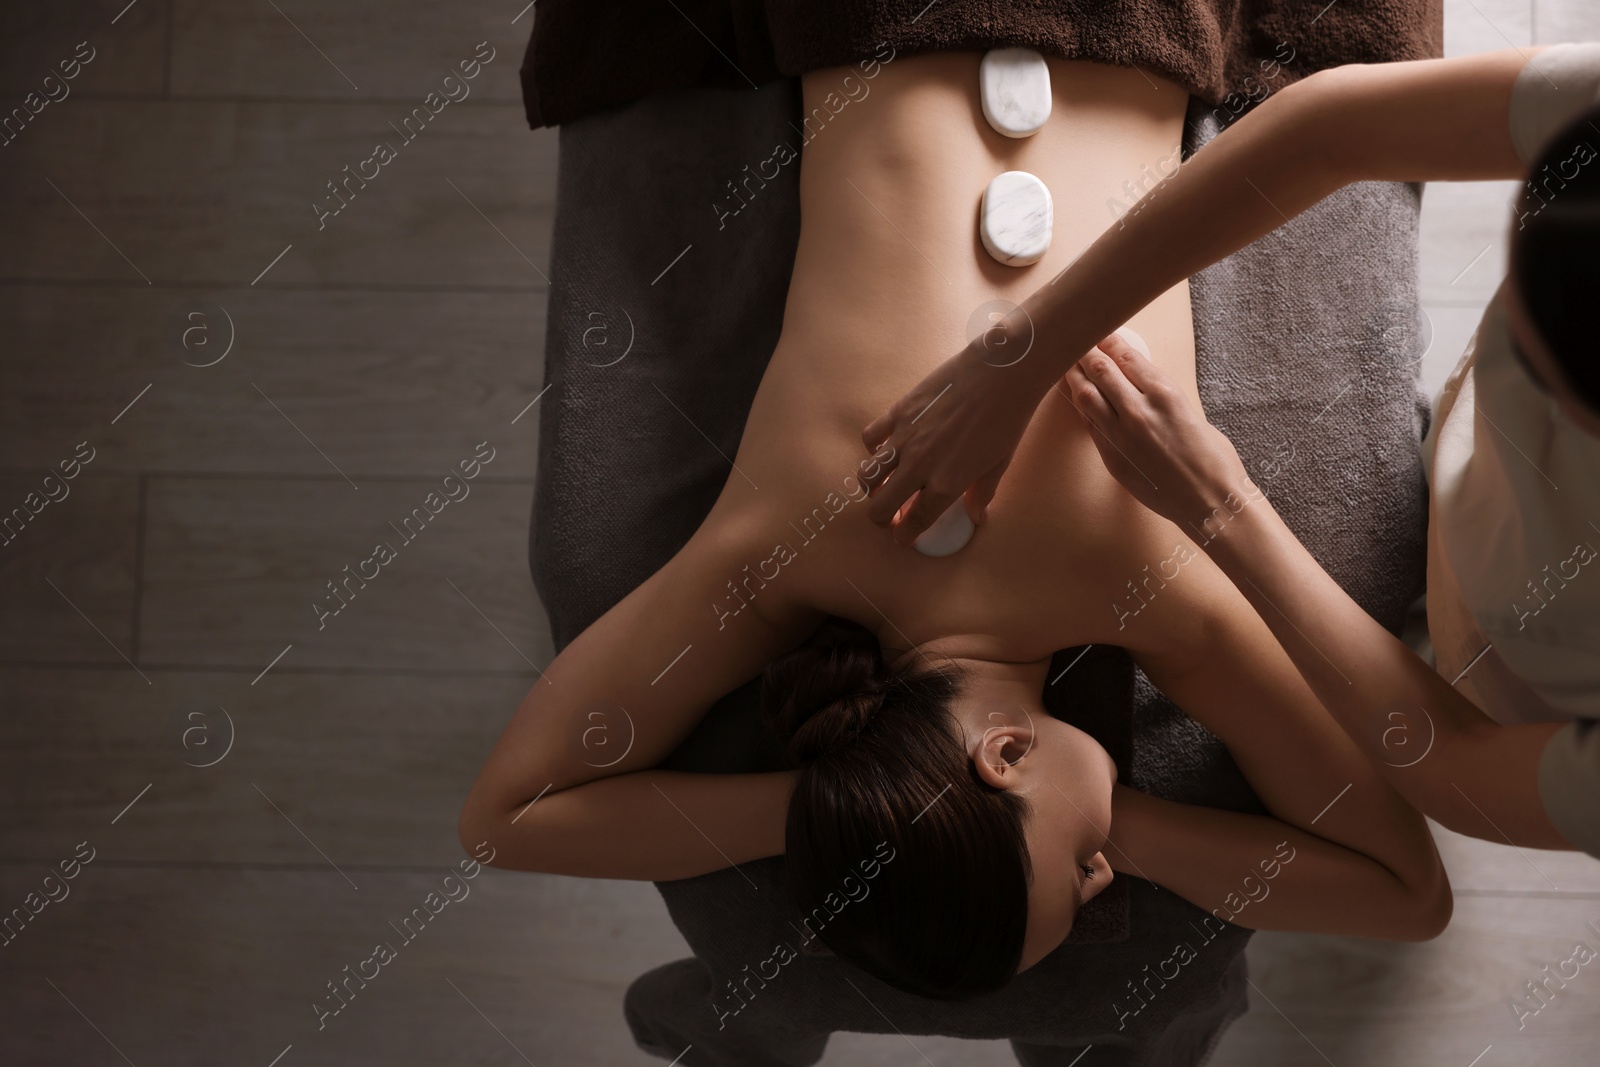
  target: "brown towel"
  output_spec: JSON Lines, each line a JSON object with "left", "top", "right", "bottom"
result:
{"left": 518, "top": 0, "right": 1441, "bottom": 129}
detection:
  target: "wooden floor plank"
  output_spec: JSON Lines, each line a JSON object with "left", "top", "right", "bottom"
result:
{"left": 0, "top": 100, "right": 555, "bottom": 288}
{"left": 0, "top": 473, "right": 140, "bottom": 665}
{"left": 1433, "top": 821, "right": 1600, "bottom": 895}
{"left": 139, "top": 477, "right": 550, "bottom": 672}
{"left": 0, "top": 866, "right": 686, "bottom": 1066}
{"left": 1212, "top": 893, "right": 1600, "bottom": 1066}
{"left": 1418, "top": 180, "right": 1520, "bottom": 308}
{"left": 0, "top": 667, "right": 531, "bottom": 866}
{"left": 0, "top": 1, "right": 169, "bottom": 99}
{"left": 1444, "top": 0, "right": 1532, "bottom": 59}
{"left": 169, "top": 0, "right": 528, "bottom": 104}
{"left": 0, "top": 286, "right": 544, "bottom": 478}
{"left": 1533, "top": 0, "right": 1600, "bottom": 44}
{"left": 3, "top": 867, "right": 1596, "bottom": 1066}
{"left": 1417, "top": 304, "right": 1485, "bottom": 402}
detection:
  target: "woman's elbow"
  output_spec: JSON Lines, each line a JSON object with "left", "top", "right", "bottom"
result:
{"left": 457, "top": 795, "right": 527, "bottom": 872}
{"left": 457, "top": 793, "right": 574, "bottom": 875}
{"left": 1393, "top": 869, "right": 1454, "bottom": 942}
{"left": 457, "top": 802, "right": 501, "bottom": 868}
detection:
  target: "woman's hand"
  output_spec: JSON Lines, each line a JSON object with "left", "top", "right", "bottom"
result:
{"left": 1064, "top": 332, "right": 1257, "bottom": 534}
{"left": 861, "top": 332, "right": 1060, "bottom": 545}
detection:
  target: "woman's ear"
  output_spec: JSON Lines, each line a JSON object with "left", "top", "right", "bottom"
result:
{"left": 971, "top": 723, "right": 1033, "bottom": 790}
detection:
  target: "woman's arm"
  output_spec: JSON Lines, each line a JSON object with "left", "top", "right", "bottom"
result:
{"left": 458, "top": 508, "right": 824, "bottom": 879}
{"left": 1019, "top": 48, "right": 1533, "bottom": 362}
{"left": 1115, "top": 582, "right": 1452, "bottom": 941}
{"left": 1070, "top": 335, "right": 1571, "bottom": 849}
{"left": 862, "top": 47, "right": 1540, "bottom": 544}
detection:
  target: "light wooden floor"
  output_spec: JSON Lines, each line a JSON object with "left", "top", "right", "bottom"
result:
{"left": 0, "top": 2, "right": 1594, "bottom": 1065}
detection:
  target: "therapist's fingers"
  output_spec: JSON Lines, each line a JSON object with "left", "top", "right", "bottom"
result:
{"left": 861, "top": 410, "right": 892, "bottom": 455}
{"left": 858, "top": 444, "right": 900, "bottom": 493}
{"left": 865, "top": 459, "right": 918, "bottom": 526}
{"left": 966, "top": 466, "right": 1005, "bottom": 524}
{"left": 858, "top": 413, "right": 904, "bottom": 496}
{"left": 890, "top": 485, "right": 957, "bottom": 547}
{"left": 1065, "top": 367, "right": 1143, "bottom": 491}
{"left": 1078, "top": 346, "right": 1143, "bottom": 417}
{"left": 1097, "top": 332, "right": 1172, "bottom": 399}
{"left": 1064, "top": 363, "right": 1116, "bottom": 430}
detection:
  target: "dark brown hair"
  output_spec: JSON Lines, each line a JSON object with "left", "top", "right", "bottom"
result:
{"left": 1511, "top": 103, "right": 1600, "bottom": 413}
{"left": 764, "top": 618, "right": 1033, "bottom": 999}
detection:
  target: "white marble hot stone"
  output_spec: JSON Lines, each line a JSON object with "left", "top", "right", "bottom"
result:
{"left": 914, "top": 500, "right": 976, "bottom": 557}
{"left": 979, "top": 48, "right": 1052, "bottom": 137}
{"left": 981, "top": 170, "right": 1053, "bottom": 266}
{"left": 1110, "top": 325, "right": 1151, "bottom": 358}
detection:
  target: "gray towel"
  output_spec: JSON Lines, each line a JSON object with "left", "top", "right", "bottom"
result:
{"left": 530, "top": 81, "right": 1424, "bottom": 1062}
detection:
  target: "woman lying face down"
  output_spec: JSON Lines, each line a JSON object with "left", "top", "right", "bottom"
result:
{"left": 460, "top": 49, "right": 1453, "bottom": 1002}
{"left": 770, "top": 621, "right": 1116, "bottom": 998}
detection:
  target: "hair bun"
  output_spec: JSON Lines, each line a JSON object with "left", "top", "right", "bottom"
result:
{"left": 763, "top": 618, "right": 889, "bottom": 764}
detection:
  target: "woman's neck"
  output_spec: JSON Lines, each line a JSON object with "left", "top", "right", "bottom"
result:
{"left": 887, "top": 636, "right": 1052, "bottom": 712}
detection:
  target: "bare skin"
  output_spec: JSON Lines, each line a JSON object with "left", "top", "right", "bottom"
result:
{"left": 863, "top": 49, "right": 1543, "bottom": 541}
{"left": 460, "top": 53, "right": 1451, "bottom": 971}
{"left": 856, "top": 44, "right": 1586, "bottom": 851}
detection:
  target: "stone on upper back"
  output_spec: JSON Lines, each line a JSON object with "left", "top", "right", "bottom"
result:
{"left": 980, "top": 49, "right": 1052, "bottom": 138}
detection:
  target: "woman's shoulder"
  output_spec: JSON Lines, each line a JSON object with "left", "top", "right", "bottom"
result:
{"left": 667, "top": 478, "right": 836, "bottom": 633}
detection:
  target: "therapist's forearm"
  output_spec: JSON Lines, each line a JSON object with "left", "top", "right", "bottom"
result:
{"left": 1018, "top": 76, "right": 1338, "bottom": 380}
{"left": 1013, "top": 51, "right": 1534, "bottom": 386}
{"left": 1203, "top": 499, "right": 1568, "bottom": 849}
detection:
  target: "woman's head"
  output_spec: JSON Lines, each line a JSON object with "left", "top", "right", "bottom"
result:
{"left": 1508, "top": 102, "right": 1600, "bottom": 437}
{"left": 764, "top": 619, "right": 1116, "bottom": 999}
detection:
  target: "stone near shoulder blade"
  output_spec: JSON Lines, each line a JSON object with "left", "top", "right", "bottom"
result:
{"left": 981, "top": 170, "right": 1053, "bottom": 266}
{"left": 980, "top": 49, "right": 1052, "bottom": 138}
{"left": 1113, "top": 326, "right": 1151, "bottom": 359}
{"left": 914, "top": 500, "right": 976, "bottom": 557}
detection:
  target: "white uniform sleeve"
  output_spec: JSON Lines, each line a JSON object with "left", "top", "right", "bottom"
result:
{"left": 1538, "top": 719, "right": 1600, "bottom": 859}
{"left": 1509, "top": 42, "right": 1600, "bottom": 165}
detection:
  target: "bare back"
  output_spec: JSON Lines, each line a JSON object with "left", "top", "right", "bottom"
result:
{"left": 703, "top": 52, "right": 1228, "bottom": 666}
{"left": 462, "top": 53, "right": 1449, "bottom": 938}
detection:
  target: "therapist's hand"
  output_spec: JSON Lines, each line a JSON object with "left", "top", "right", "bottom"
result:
{"left": 1064, "top": 333, "right": 1257, "bottom": 531}
{"left": 861, "top": 336, "right": 1057, "bottom": 546}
